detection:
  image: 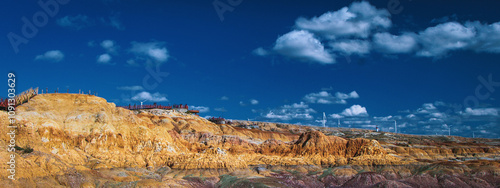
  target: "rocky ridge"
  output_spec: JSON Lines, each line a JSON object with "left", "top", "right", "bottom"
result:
{"left": 0, "top": 94, "right": 499, "bottom": 187}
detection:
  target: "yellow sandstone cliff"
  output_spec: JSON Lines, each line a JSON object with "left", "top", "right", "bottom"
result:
{"left": 0, "top": 94, "right": 498, "bottom": 187}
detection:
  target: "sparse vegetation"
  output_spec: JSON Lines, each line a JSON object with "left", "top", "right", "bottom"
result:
{"left": 307, "top": 170, "right": 321, "bottom": 176}
{"left": 318, "top": 168, "right": 335, "bottom": 179}
{"left": 15, "top": 145, "right": 34, "bottom": 154}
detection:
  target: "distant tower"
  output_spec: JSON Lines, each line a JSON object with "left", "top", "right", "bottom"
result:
{"left": 376, "top": 125, "right": 379, "bottom": 132}
{"left": 338, "top": 118, "right": 340, "bottom": 127}
{"left": 316, "top": 112, "right": 327, "bottom": 127}
{"left": 394, "top": 120, "right": 397, "bottom": 134}
{"left": 140, "top": 99, "right": 148, "bottom": 109}
{"left": 321, "top": 112, "right": 327, "bottom": 127}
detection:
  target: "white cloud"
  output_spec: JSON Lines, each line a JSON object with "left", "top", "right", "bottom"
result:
{"left": 56, "top": 14, "right": 91, "bottom": 30}
{"left": 430, "top": 112, "right": 446, "bottom": 119}
{"left": 219, "top": 96, "right": 229, "bottom": 100}
{"left": 304, "top": 91, "right": 334, "bottom": 104}
{"left": 340, "top": 104, "right": 368, "bottom": 117}
{"left": 250, "top": 99, "right": 259, "bottom": 105}
{"left": 131, "top": 91, "right": 168, "bottom": 102}
{"left": 417, "top": 22, "right": 476, "bottom": 57}
{"left": 263, "top": 102, "right": 316, "bottom": 121}
{"left": 129, "top": 41, "right": 169, "bottom": 63}
{"left": 330, "top": 40, "right": 371, "bottom": 55}
{"left": 406, "top": 114, "right": 416, "bottom": 119}
{"left": 466, "top": 21, "right": 500, "bottom": 53}
{"left": 373, "top": 32, "right": 417, "bottom": 53}
{"left": 101, "top": 40, "right": 118, "bottom": 53}
{"left": 272, "top": 30, "right": 334, "bottom": 64}
{"left": 295, "top": 1, "right": 391, "bottom": 39}
{"left": 330, "top": 114, "right": 344, "bottom": 119}
{"left": 373, "top": 115, "right": 393, "bottom": 121}
{"left": 191, "top": 106, "right": 210, "bottom": 113}
{"left": 97, "top": 54, "right": 112, "bottom": 64}
{"left": 335, "top": 91, "right": 359, "bottom": 100}
{"left": 117, "top": 86, "right": 144, "bottom": 91}
{"left": 35, "top": 50, "right": 64, "bottom": 62}
{"left": 462, "top": 108, "right": 498, "bottom": 116}
{"left": 303, "top": 91, "right": 359, "bottom": 104}
{"left": 252, "top": 47, "right": 269, "bottom": 56}
{"left": 434, "top": 101, "right": 447, "bottom": 106}
{"left": 417, "top": 103, "right": 438, "bottom": 114}
{"left": 257, "top": 1, "right": 500, "bottom": 64}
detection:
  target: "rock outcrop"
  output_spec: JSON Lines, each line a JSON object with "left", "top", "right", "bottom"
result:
{"left": 0, "top": 94, "right": 499, "bottom": 187}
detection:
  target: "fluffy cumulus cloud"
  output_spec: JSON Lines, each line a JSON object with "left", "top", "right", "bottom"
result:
{"left": 191, "top": 106, "right": 210, "bottom": 113}
{"left": 250, "top": 99, "right": 259, "bottom": 105}
{"left": 97, "top": 54, "right": 112, "bottom": 64}
{"left": 56, "top": 14, "right": 92, "bottom": 30}
{"left": 295, "top": 1, "right": 391, "bottom": 39}
{"left": 35, "top": 50, "right": 64, "bottom": 62}
{"left": 272, "top": 30, "right": 334, "bottom": 64}
{"left": 263, "top": 102, "right": 316, "bottom": 121}
{"left": 417, "top": 103, "right": 438, "bottom": 114}
{"left": 462, "top": 108, "right": 498, "bottom": 116}
{"left": 336, "top": 91, "right": 359, "bottom": 100}
{"left": 101, "top": 40, "right": 118, "bottom": 53}
{"left": 131, "top": 91, "right": 168, "bottom": 102}
{"left": 330, "top": 40, "right": 371, "bottom": 55}
{"left": 373, "top": 33, "right": 417, "bottom": 53}
{"left": 416, "top": 22, "right": 476, "bottom": 57}
{"left": 340, "top": 105, "right": 368, "bottom": 117}
{"left": 129, "top": 41, "right": 169, "bottom": 63}
{"left": 256, "top": 1, "right": 500, "bottom": 63}
{"left": 303, "top": 91, "right": 359, "bottom": 104}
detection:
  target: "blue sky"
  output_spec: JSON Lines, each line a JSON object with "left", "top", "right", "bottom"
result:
{"left": 2, "top": 0, "right": 500, "bottom": 138}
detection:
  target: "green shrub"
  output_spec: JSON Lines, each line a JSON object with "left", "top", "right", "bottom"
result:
{"left": 15, "top": 145, "right": 34, "bottom": 154}
{"left": 318, "top": 168, "right": 335, "bottom": 180}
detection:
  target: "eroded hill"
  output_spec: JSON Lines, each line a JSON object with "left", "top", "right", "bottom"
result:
{"left": 1, "top": 94, "right": 499, "bottom": 187}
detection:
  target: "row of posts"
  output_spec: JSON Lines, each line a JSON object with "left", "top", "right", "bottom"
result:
{"left": 38, "top": 88, "right": 97, "bottom": 96}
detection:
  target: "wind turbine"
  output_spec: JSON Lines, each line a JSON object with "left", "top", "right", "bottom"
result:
{"left": 140, "top": 99, "right": 148, "bottom": 109}
{"left": 134, "top": 98, "right": 148, "bottom": 109}
{"left": 322, "top": 112, "right": 327, "bottom": 127}
{"left": 316, "top": 112, "right": 327, "bottom": 127}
